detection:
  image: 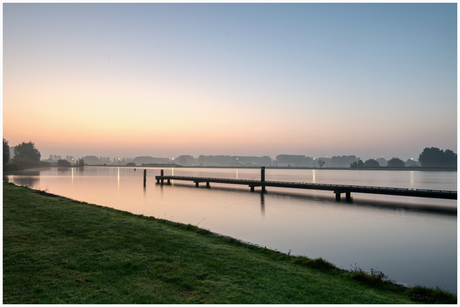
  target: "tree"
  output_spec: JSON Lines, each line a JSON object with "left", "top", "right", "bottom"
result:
{"left": 376, "top": 157, "right": 387, "bottom": 167}
{"left": 444, "top": 150, "right": 457, "bottom": 167}
{"left": 77, "top": 159, "right": 85, "bottom": 167}
{"left": 3, "top": 138, "right": 10, "bottom": 165}
{"left": 350, "top": 159, "right": 364, "bottom": 168}
{"left": 387, "top": 157, "right": 405, "bottom": 168}
{"left": 14, "top": 142, "right": 41, "bottom": 162}
{"left": 364, "top": 159, "right": 380, "bottom": 167}
{"left": 419, "top": 147, "right": 457, "bottom": 167}
{"left": 57, "top": 159, "right": 71, "bottom": 167}
{"left": 317, "top": 159, "right": 325, "bottom": 168}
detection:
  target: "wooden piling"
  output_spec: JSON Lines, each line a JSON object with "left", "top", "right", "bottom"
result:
{"left": 346, "top": 192, "right": 352, "bottom": 202}
{"left": 143, "top": 169, "right": 147, "bottom": 187}
{"left": 335, "top": 192, "right": 341, "bottom": 201}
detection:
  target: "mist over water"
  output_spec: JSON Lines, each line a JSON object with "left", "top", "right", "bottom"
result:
{"left": 5, "top": 167, "right": 457, "bottom": 293}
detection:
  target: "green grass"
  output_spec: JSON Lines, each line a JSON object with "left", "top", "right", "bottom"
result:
{"left": 3, "top": 182, "right": 456, "bottom": 304}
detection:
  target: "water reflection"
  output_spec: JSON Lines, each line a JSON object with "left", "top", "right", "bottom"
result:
{"left": 12, "top": 176, "right": 40, "bottom": 188}
{"left": 117, "top": 167, "right": 120, "bottom": 190}
{"left": 260, "top": 192, "right": 265, "bottom": 216}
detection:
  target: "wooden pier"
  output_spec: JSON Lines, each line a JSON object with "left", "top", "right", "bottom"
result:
{"left": 154, "top": 169, "right": 457, "bottom": 201}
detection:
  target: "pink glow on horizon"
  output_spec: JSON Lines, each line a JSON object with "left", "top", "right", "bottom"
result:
{"left": 3, "top": 4, "right": 456, "bottom": 161}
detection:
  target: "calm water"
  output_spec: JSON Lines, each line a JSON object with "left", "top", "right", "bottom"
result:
{"left": 4, "top": 167, "right": 457, "bottom": 292}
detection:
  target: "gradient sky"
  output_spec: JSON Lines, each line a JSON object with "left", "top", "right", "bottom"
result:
{"left": 3, "top": 3, "right": 457, "bottom": 161}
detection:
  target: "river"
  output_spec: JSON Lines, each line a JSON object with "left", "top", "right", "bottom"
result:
{"left": 4, "top": 166, "right": 457, "bottom": 293}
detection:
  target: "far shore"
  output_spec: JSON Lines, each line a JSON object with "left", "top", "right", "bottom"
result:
{"left": 32, "top": 164, "right": 458, "bottom": 171}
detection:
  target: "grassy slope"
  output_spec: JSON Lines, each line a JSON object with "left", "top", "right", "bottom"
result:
{"left": 3, "top": 182, "right": 455, "bottom": 304}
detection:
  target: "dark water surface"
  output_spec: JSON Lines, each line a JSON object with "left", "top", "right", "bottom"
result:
{"left": 4, "top": 167, "right": 457, "bottom": 292}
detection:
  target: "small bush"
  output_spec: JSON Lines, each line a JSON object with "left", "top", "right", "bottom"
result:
{"left": 408, "top": 286, "right": 457, "bottom": 304}
{"left": 57, "top": 159, "right": 71, "bottom": 167}
{"left": 309, "top": 257, "right": 337, "bottom": 271}
{"left": 349, "top": 264, "right": 387, "bottom": 286}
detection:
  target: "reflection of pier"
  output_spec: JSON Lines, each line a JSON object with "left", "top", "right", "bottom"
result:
{"left": 154, "top": 169, "right": 457, "bottom": 201}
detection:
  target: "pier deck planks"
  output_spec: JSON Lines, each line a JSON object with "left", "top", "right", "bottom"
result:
{"left": 154, "top": 175, "right": 457, "bottom": 200}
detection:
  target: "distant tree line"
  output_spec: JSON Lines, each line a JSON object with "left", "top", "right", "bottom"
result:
{"left": 3, "top": 139, "right": 86, "bottom": 171}
{"left": 57, "top": 158, "right": 84, "bottom": 168}
{"left": 3, "top": 139, "right": 49, "bottom": 171}
{"left": 418, "top": 147, "right": 457, "bottom": 167}
{"left": 350, "top": 157, "right": 406, "bottom": 168}
{"left": 197, "top": 155, "right": 272, "bottom": 167}
{"left": 349, "top": 147, "right": 456, "bottom": 169}
{"left": 3, "top": 139, "right": 456, "bottom": 170}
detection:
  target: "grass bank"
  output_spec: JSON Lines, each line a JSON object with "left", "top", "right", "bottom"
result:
{"left": 3, "top": 182, "right": 456, "bottom": 304}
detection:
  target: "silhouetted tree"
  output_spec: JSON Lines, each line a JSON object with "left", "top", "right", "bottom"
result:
{"left": 444, "top": 150, "right": 457, "bottom": 167}
{"left": 80, "top": 155, "right": 101, "bottom": 165}
{"left": 376, "top": 157, "right": 387, "bottom": 166}
{"left": 350, "top": 159, "right": 365, "bottom": 168}
{"left": 419, "top": 147, "right": 457, "bottom": 167}
{"left": 317, "top": 159, "right": 325, "bottom": 168}
{"left": 405, "top": 158, "right": 420, "bottom": 167}
{"left": 364, "top": 159, "right": 380, "bottom": 167}
{"left": 14, "top": 142, "right": 41, "bottom": 162}
{"left": 77, "top": 158, "right": 85, "bottom": 167}
{"left": 57, "top": 159, "right": 71, "bottom": 167}
{"left": 3, "top": 138, "right": 10, "bottom": 165}
{"left": 387, "top": 157, "right": 405, "bottom": 167}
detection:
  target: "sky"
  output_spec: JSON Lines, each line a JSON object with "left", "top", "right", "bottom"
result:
{"left": 3, "top": 3, "right": 457, "bottom": 161}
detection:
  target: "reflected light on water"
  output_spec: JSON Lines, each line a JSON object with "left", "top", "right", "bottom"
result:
{"left": 117, "top": 167, "right": 120, "bottom": 190}
{"left": 312, "top": 169, "right": 316, "bottom": 183}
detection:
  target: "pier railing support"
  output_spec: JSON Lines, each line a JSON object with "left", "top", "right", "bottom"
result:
{"left": 335, "top": 191, "right": 352, "bottom": 202}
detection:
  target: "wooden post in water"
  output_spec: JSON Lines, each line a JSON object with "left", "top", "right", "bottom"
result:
{"left": 143, "top": 169, "right": 147, "bottom": 187}
{"left": 335, "top": 192, "right": 341, "bottom": 201}
{"left": 161, "top": 169, "right": 164, "bottom": 184}
{"left": 346, "top": 192, "right": 352, "bottom": 202}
